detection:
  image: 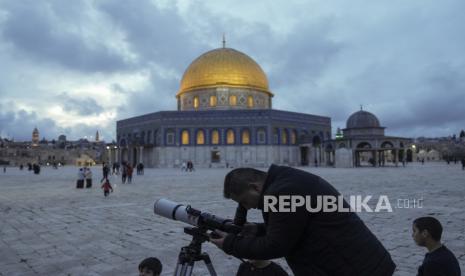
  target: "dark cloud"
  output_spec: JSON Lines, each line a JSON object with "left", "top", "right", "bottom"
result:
{"left": 114, "top": 73, "right": 179, "bottom": 121}
{"left": 97, "top": 0, "right": 206, "bottom": 71}
{"left": 0, "top": 103, "right": 61, "bottom": 140}
{"left": 1, "top": 0, "right": 465, "bottom": 140}
{"left": 0, "top": 1, "right": 131, "bottom": 72}
{"left": 60, "top": 123, "right": 113, "bottom": 143}
{"left": 0, "top": 102, "right": 112, "bottom": 141}
{"left": 380, "top": 63, "right": 465, "bottom": 136}
{"left": 56, "top": 92, "right": 104, "bottom": 116}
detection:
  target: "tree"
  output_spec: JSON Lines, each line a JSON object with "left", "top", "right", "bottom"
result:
{"left": 460, "top": 130, "right": 465, "bottom": 138}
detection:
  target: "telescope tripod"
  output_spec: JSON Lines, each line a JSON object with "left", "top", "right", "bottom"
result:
{"left": 173, "top": 227, "right": 217, "bottom": 276}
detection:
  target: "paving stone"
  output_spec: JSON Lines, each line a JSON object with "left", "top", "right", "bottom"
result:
{"left": 0, "top": 163, "right": 464, "bottom": 275}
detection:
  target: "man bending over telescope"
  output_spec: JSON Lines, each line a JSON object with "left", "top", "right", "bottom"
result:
{"left": 210, "top": 165, "right": 396, "bottom": 276}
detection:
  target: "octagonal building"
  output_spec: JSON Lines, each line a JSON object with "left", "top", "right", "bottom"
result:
{"left": 115, "top": 45, "right": 331, "bottom": 168}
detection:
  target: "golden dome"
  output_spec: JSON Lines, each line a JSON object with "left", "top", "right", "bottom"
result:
{"left": 177, "top": 48, "right": 273, "bottom": 97}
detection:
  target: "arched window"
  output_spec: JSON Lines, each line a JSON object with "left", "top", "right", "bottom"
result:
{"left": 229, "top": 95, "right": 237, "bottom": 106}
{"left": 247, "top": 96, "right": 254, "bottom": 108}
{"left": 210, "top": 95, "right": 217, "bottom": 107}
{"left": 181, "top": 130, "right": 190, "bottom": 145}
{"left": 290, "top": 130, "right": 297, "bottom": 145}
{"left": 226, "top": 129, "right": 235, "bottom": 144}
{"left": 282, "top": 129, "right": 288, "bottom": 144}
{"left": 211, "top": 130, "right": 219, "bottom": 145}
{"left": 257, "top": 129, "right": 266, "bottom": 144}
{"left": 166, "top": 130, "right": 175, "bottom": 145}
{"left": 193, "top": 96, "right": 199, "bottom": 109}
{"left": 196, "top": 130, "right": 205, "bottom": 145}
{"left": 273, "top": 128, "right": 279, "bottom": 144}
{"left": 241, "top": 129, "right": 250, "bottom": 144}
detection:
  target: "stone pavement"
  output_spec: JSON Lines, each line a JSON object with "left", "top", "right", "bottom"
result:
{"left": 0, "top": 163, "right": 464, "bottom": 275}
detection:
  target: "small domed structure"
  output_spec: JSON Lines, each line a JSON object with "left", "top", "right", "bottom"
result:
{"left": 343, "top": 109, "right": 385, "bottom": 138}
{"left": 346, "top": 110, "right": 381, "bottom": 129}
{"left": 332, "top": 108, "right": 412, "bottom": 168}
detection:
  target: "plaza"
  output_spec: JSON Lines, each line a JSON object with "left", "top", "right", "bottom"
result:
{"left": 0, "top": 163, "right": 464, "bottom": 275}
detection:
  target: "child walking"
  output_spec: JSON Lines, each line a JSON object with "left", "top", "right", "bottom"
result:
{"left": 101, "top": 178, "right": 113, "bottom": 197}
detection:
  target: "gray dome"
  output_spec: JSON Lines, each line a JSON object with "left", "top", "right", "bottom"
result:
{"left": 346, "top": 110, "right": 380, "bottom": 129}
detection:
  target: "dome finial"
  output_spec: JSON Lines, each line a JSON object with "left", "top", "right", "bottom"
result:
{"left": 360, "top": 104, "right": 363, "bottom": 111}
{"left": 222, "top": 33, "right": 226, "bottom": 48}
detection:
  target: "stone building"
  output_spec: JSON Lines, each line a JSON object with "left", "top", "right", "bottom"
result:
{"left": 0, "top": 128, "right": 106, "bottom": 166}
{"left": 331, "top": 108, "right": 412, "bottom": 167}
{"left": 115, "top": 45, "right": 332, "bottom": 168}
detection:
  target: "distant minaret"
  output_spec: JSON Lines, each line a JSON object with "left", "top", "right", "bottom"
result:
{"left": 32, "top": 127, "right": 39, "bottom": 146}
{"left": 95, "top": 130, "right": 100, "bottom": 142}
{"left": 222, "top": 33, "right": 226, "bottom": 48}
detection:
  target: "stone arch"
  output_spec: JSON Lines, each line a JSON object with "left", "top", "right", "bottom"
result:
{"left": 381, "top": 141, "right": 394, "bottom": 148}
{"left": 356, "top": 142, "right": 372, "bottom": 149}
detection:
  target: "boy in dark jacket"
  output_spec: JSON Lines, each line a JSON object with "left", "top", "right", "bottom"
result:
{"left": 412, "top": 217, "right": 461, "bottom": 276}
{"left": 138, "top": 257, "right": 162, "bottom": 276}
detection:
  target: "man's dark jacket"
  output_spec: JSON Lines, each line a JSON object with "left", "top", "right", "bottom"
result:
{"left": 223, "top": 165, "right": 396, "bottom": 276}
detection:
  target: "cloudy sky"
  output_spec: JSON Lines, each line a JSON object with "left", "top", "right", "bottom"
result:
{"left": 1, "top": 0, "right": 464, "bottom": 141}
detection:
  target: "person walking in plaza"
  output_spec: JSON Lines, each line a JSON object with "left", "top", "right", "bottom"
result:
{"left": 112, "top": 162, "right": 117, "bottom": 175}
{"left": 76, "top": 167, "right": 85, "bottom": 188}
{"left": 461, "top": 158, "right": 465, "bottom": 170}
{"left": 127, "top": 164, "right": 134, "bottom": 183}
{"left": 187, "top": 160, "right": 195, "bottom": 172}
{"left": 33, "top": 163, "right": 40, "bottom": 174}
{"left": 412, "top": 216, "right": 461, "bottom": 275}
{"left": 121, "top": 163, "right": 127, "bottom": 184}
{"left": 85, "top": 167, "right": 93, "bottom": 188}
{"left": 101, "top": 178, "right": 113, "bottom": 197}
{"left": 137, "top": 163, "right": 144, "bottom": 175}
{"left": 101, "top": 162, "right": 110, "bottom": 182}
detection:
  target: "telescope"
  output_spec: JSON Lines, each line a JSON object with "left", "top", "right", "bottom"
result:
{"left": 154, "top": 198, "right": 242, "bottom": 234}
{"left": 154, "top": 198, "right": 249, "bottom": 276}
